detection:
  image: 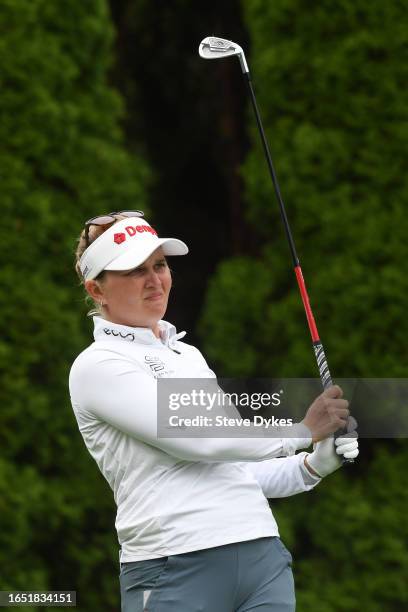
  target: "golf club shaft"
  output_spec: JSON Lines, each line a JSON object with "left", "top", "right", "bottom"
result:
{"left": 244, "top": 73, "right": 352, "bottom": 462}
{"left": 244, "top": 73, "right": 331, "bottom": 385}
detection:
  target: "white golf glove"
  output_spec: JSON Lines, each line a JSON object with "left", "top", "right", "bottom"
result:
{"left": 305, "top": 417, "right": 359, "bottom": 478}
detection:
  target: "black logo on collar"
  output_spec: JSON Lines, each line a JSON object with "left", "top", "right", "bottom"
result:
{"left": 103, "top": 328, "right": 135, "bottom": 342}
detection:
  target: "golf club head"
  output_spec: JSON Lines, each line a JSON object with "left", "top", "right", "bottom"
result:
{"left": 199, "top": 36, "right": 249, "bottom": 73}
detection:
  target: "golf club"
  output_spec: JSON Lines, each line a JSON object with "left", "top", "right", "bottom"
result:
{"left": 199, "top": 36, "right": 353, "bottom": 462}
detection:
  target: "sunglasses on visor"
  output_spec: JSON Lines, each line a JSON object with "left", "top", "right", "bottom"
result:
{"left": 84, "top": 210, "right": 145, "bottom": 248}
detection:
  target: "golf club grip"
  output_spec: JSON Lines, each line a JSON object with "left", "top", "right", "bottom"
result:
{"left": 313, "top": 341, "right": 333, "bottom": 390}
{"left": 297, "top": 271, "right": 354, "bottom": 464}
{"left": 313, "top": 346, "right": 354, "bottom": 464}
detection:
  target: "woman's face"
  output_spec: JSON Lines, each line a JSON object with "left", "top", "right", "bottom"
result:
{"left": 86, "top": 247, "right": 172, "bottom": 329}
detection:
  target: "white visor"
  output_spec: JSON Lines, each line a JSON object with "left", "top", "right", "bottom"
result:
{"left": 79, "top": 217, "right": 188, "bottom": 280}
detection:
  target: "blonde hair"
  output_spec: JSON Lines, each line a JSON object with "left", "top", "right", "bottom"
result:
{"left": 74, "top": 214, "right": 128, "bottom": 315}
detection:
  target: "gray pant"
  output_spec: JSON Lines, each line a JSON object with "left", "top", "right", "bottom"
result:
{"left": 119, "top": 537, "right": 296, "bottom": 611}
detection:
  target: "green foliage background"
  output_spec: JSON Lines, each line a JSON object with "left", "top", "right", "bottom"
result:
{"left": 0, "top": 0, "right": 406, "bottom": 610}
{"left": 200, "top": 1, "right": 408, "bottom": 610}
{"left": 202, "top": 0, "right": 408, "bottom": 379}
{"left": 0, "top": 1, "right": 148, "bottom": 609}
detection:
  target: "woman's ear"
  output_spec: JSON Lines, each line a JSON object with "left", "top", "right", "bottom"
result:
{"left": 84, "top": 279, "right": 105, "bottom": 303}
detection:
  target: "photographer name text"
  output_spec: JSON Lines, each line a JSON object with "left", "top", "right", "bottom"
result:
{"left": 168, "top": 415, "right": 293, "bottom": 428}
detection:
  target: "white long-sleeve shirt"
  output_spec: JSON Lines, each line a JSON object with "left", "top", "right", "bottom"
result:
{"left": 69, "top": 317, "right": 319, "bottom": 562}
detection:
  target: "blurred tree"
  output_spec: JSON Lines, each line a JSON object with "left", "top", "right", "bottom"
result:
{"left": 274, "top": 441, "right": 408, "bottom": 611}
{"left": 200, "top": 1, "right": 408, "bottom": 609}
{"left": 0, "top": 0, "right": 148, "bottom": 609}
{"left": 201, "top": 0, "right": 408, "bottom": 379}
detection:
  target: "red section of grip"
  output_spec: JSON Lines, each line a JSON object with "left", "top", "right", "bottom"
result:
{"left": 294, "top": 266, "right": 320, "bottom": 343}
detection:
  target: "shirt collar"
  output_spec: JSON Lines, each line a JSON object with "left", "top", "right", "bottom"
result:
{"left": 93, "top": 316, "right": 185, "bottom": 347}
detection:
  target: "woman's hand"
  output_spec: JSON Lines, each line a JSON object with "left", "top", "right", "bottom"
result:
{"left": 304, "top": 417, "right": 359, "bottom": 478}
{"left": 301, "top": 385, "right": 350, "bottom": 443}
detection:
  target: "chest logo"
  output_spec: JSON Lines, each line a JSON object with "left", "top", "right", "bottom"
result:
{"left": 144, "top": 355, "right": 174, "bottom": 378}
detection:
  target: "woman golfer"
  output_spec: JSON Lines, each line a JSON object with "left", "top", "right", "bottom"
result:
{"left": 69, "top": 212, "right": 358, "bottom": 612}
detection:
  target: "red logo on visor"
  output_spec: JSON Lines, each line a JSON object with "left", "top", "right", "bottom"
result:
{"left": 114, "top": 233, "right": 126, "bottom": 244}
